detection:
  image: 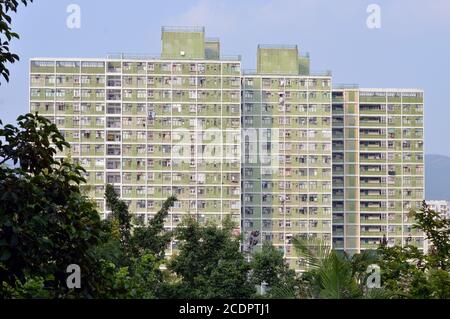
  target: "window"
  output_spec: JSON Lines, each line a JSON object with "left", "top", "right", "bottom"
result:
{"left": 95, "top": 90, "right": 104, "bottom": 98}
{"left": 95, "top": 103, "right": 104, "bottom": 112}
{"left": 30, "top": 89, "right": 41, "bottom": 97}
{"left": 46, "top": 89, "right": 55, "bottom": 97}
{"left": 161, "top": 63, "right": 170, "bottom": 71}
{"left": 189, "top": 91, "right": 197, "bottom": 99}
{"left": 138, "top": 90, "right": 146, "bottom": 98}
{"left": 95, "top": 159, "right": 104, "bottom": 167}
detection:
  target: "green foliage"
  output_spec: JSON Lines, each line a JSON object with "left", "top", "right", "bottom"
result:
{"left": 315, "top": 251, "right": 361, "bottom": 299}
{"left": 130, "top": 196, "right": 176, "bottom": 259}
{"left": 376, "top": 244, "right": 448, "bottom": 299}
{"left": 288, "top": 202, "right": 450, "bottom": 300}
{"left": 164, "top": 216, "right": 254, "bottom": 299}
{"left": 101, "top": 185, "right": 176, "bottom": 263}
{"left": 0, "top": 113, "right": 69, "bottom": 173}
{"left": 347, "top": 250, "right": 379, "bottom": 284}
{"left": 292, "top": 236, "right": 331, "bottom": 269}
{"left": 0, "top": 0, "right": 33, "bottom": 84}
{"left": 249, "top": 241, "right": 300, "bottom": 298}
{"left": 376, "top": 245, "right": 426, "bottom": 297}
{"left": 292, "top": 237, "right": 395, "bottom": 299}
{"left": 428, "top": 269, "right": 450, "bottom": 299}
{"left": 293, "top": 237, "right": 360, "bottom": 299}
{"left": 111, "top": 254, "right": 163, "bottom": 299}
{"left": 2, "top": 276, "right": 51, "bottom": 299}
{"left": 375, "top": 202, "right": 450, "bottom": 299}
{"left": 97, "top": 188, "right": 176, "bottom": 297}
{"left": 0, "top": 113, "right": 110, "bottom": 298}
{"left": 105, "top": 184, "right": 132, "bottom": 253}
{"left": 413, "top": 201, "right": 450, "bottom": 270}
{"left": 250, "top": 242, "right": 287, "bottom": 287}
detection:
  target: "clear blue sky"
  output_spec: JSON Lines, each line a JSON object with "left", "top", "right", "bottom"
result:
{"left": 1, "top": 0, "right": 449, "bottom": 156}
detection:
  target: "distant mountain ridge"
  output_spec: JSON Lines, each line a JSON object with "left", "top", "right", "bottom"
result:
{"left": 426, "top": 154, "right": 450, "bottom": 203}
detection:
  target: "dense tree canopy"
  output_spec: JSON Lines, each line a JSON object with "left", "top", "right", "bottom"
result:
{"left": 164, "top": 216, "right": 254, "bottom": 299}
{"left": 375, "top": 202, "right": 450, "bottom": 298}
{"left": 249, "top": 241, "right": 300, "bottom": 298}
{"left": 0, "top": 113, "right": 109, "bottom": 298}
{"left": 0, "top": 113, "right": 449, "bottom": 299}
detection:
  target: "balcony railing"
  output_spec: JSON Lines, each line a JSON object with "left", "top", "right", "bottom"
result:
{"left": 243, "top": 69, "right": 332, "bottom": 76}
{"left": 107, "top": 53, "right": 241, "bottom": 61}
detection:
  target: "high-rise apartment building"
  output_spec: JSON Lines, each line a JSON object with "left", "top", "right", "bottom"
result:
{"left": 29, "top": 26, "right": 425, "bottom": 268}
{"left": 332, "top": 88, "right": 425, "bottom": 253}
{"left": 29, "top": 27, "right": 243, "bottom": 256}
{"left": 241, "top": 45, "right": 333, "bottom": 269}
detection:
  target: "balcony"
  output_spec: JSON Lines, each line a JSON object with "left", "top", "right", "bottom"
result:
{"left": 359, "top": 104, "right": 385, "bottom": 114}
{"left": 81, "top": 61, "right": 105, "bottom": 74}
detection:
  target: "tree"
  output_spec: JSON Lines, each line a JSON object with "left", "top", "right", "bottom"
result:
{"left": 130, "top": 195, "right": 176, "bottom": 259}
{"left": 413, "top": 200, "right": 450, "bottom": 270}
{"left": 292, "top": 237, "right": 391, "bottom": 299}
{"left": 294, "top": 237, "right": 361, "bottom": 299}
{"left": 347, "top": 249, "right": 379, "bottom": 290}
{"left": 250, "top": 241, "right": 287, "bottom": 287}
{"left": 99, "top": 186, "right": 176, "bottom": 298}
{"left": 428, "top": 269, "right": 450, "bottom": 299}
{"left": 377, "top": 244, "right": 431, "bottom": 298}
{"left": 374, "top": 202, "right": 450, "bottom": 299}
{"left": 0, "top": 113, "right": 110, "bottom": 298}
{"left": 110, "top": 253, "right": 165, "bottom": 299}
{"left": 249, "top": 241, "right": 299, "bottom": 298}
{"left": 0, "top": 0, "right": 33, "bottom": 84}
{"left": 2, "top": 276, "right": 51, "bottom": 298}
{"left": 99, "top": 185, "right": 176, "bottom": 259}
{"left": 105, "top": 184, "right": 132, "bottom": 253}
{"left": 164, "top": 216, "right": 254, "bottom": 299}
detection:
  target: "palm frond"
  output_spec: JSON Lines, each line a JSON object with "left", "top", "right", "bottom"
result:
{"left": 363, "top": 287, "right": 396, "bottom": 299}
{"left": 267, "top": 285, "right": 297, "bottom": 299}
{"left": 318, "top": 252, "right": 360, "bottom": 299}
{"left": 292, "top": 236, "right": 331, "bottom": 270}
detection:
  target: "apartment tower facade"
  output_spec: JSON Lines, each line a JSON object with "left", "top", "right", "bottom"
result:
{"left": 331, "top": 88, "right": 425, "bottom": 253}
{"left": 241, "top": 46, "right": 333, "bottom": 270}
{"left": 29, "top": 27, "right": 243, "bottom": 255}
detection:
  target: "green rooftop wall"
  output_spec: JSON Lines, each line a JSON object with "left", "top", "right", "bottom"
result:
{"left": 257, "top": 46, "right": 299, "bottom": 75}
{"left": 205, "top": 39, "right": 220, "bottom": 60}
{"left": 161, "top": 27, "right": 205, "bottom": 59}
{"left": 298, "top": 55, "right": 310, "bottom": 75}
